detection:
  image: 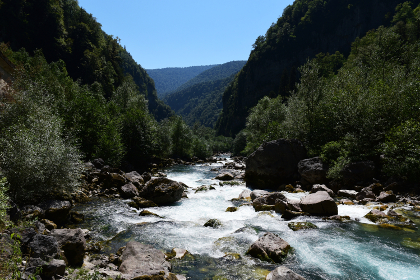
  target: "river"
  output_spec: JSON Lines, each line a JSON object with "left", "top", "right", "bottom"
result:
{"left": 72, "top": 157, "right": 420, "bottom": 280}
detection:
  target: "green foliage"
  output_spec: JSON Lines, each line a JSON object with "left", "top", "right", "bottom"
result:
{"left": 382, "top": 120, "right": 420, "bottom": 181}
{"left": 171, "top": 116, "right": 193, "bottom": 159}
{"left": 232, "top": 130, "right": 248, "bottom": 156}
{"left": 0, "top": 177, "right": 9, "bottom": 228}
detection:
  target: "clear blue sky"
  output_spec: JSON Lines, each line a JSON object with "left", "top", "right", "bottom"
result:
{"left": 78, "top": 0, "right": 293, "bottom": 69}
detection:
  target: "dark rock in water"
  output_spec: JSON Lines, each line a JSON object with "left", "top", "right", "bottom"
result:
{"left": 311, "top": 184, "right": 335, "bottom": 197}
{"left": 298, "top": 157, "right": 328, "bottom": 186}
{"left": 24, "top": 234, "right": 60, "bottom": 260}
{"left": 247, "top": 232, "right": 291, "bottom": 263}
{"left": 204, "top": 219, "right": 222, "bottom": 228}
{"left": 245, "top": 139, "right": 307, "bottom": 189}
{"left": 369, "top": 183, "right": 383, "bottom": 196}
{"left": 103, "top": 173, "right": 127, "bottom": 189}
{"left": 120, "top": 183, "right": 139, "bottom": 199}
{"left": 323, "top": 215, "right": 351, "bottom": 222}
{"left": 253, "top": 192, "right": 287, "bottom": 212}
{"left": 38, "top": 200, "right": 72, "bottom": 225}
{"left": 377, "top": 191, "right": 397, "bottom": 203}
{"left": 139, "top": 177, "right": 184, "bottom": 205}
{"left": 337, "top": 190, "right": 358, "bottom": 199}
{"left": 69, "top": 211, "right": 85, "bottom": 224}
{"left": 139, "top": 210, "right": 162, "bottom": 218}
{"left": 356, "top": 187, "right": 376, "bottom": 201}
{"left": 125, "top": 171, "right": 145, "bottom": 187}
{"left": 340, "top": 161, "right": 375, "bottom": 187}
{"left": 216, "top": 172, "right": 235, "bottom": 181}
{"left": 20, "top": 205, "right": 45, "bottom": 220}
{"left": 129, "top": 196, "right": 158, "bottom": 209}
{"left": 300, "top": 191, "right": 338, "bottom": 216}
{"left": 288, "top": 222, "right": 318, "bottom": 231}
{"left": 250, "top": 190, "right": 270, "bottom": 201}
{"left": 266, "top": 266, "right": 306, "bottom": 280}
{"left": 282, "top": 210, "right": 308, "bottom": 220}
{"left": 364, "top": 209, "right": 417, "bottom": 230}
{"left": 50, "top": 228, "right": 86, "bottom": 266}
{"left": 226, "top": 207, "right": 238, "bottom": 212}
{"left": 165, "top": 248, "right": 190, "bottom": 260}
{"left": 118, "top": 241, "right": 172, "bottom": 278}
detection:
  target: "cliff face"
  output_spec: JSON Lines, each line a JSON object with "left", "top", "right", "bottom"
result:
{"left": 216, "top": 0, "right": 415, "bottom": 137}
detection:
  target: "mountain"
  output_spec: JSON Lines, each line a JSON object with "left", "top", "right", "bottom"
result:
{"left": 215, "top": 0, "right": 419, "bottom": 137}
{"left": 0, "top": 0, "right": 172, "bottom": 121}
{"left": 164, "top": 61, "right": 246, "bottom": 127}
{"left": 146, "top": 65, "right": 216, "bottom": 98}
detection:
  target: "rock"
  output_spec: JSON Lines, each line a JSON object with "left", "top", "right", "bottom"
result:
{"left": 105, "top": 173, "right": 128, "bottom": 189}
{"left": 195, "top": 185, "right": 211, "bottom": 193}
{"left": 337, "top": 190, "right": 358, "bottom": 199}
{"left": 250, "top": 190, "right": 270, "bottom": 201}
{"left": 300, "top": 191, "right": 338, "bottom": 216}
{"left": 311, "top": 184, "right": 334, "bottom": 197}
{"left": 274, "top": 200, "right": 288, "bottom": 214}
{"left": 50, "top": 228, "right": 86, "bottom": 266}
{"left": 125, "top": 171, "right": 145, "bottom": 187}
{"left": 239, "top": 189, "right": 252, "bottom": 199}
{"left": 266, "top": 266, "right": 306, "bottom": 280}
{"left": 282, "top": 210, "right": 308, "bottom": 220}
{"left": 40, "top": 219, "right": 57, "bottom": 230}
{"left": 20, "top": 205, "right": 45, "bottom": 220}
{"left": 92, "top": 158, "right": 105, "bottom": 169}
{"left": 41, "top": 258, "right": 66, "bottom": 278}
{"left": 139, "top": 177, "right": 184, "bottom": 205}
{"left": 323, "top": 215, "right": 351, "bottom": 222}
{"left": 24, "top": 234, "right": 60, "bottom": 260}
{"left": 356, "top": 187, "right": 376, "bottom": 201}
{"left": 38, "top": 200, "right": 72, "bottom": 225}
{"left": 0, "top": 233, "right": 13, "bottom": 259}
{"left": 165, "top": 248, "right": 189, "bottom": 260}
{"left": 340, "top": 161, "right": 375, "bottom": 187}
{"left": 369, "top": 183, "right": 383, "bottom": 196}
{"left": 298, "top": 157, "right": 328, "bottom": 185}
{"left": 253, "top": 192, "right": 287, "bottom": 212}
{"left": 216, "top": 172, "right": 235, "bottom": 181}
{"left": 204, "top": 219, "right": 222, "bottom": 228}
{"left": 245, "top": 139, "right": 307, "bottom": 189}
{"left": 247, "top": 232, "right": 291, "bottom": 263}
{"left": 377, "top": 191, "right": 397, "bottom": 203}
{"left": 69, "top": 211, "right": 85, "bottom": 223}
{"left": 288, "top": 222, "right": 318, "bottom": 231}
{"left": 339, "top": 199, "right": 354, "bottom": 205}
{"left": 120, "top": 183, "right": 139, "bottom": 199}
{"left": 129, "top": 196, "right": 158, "bottom": 209}
{"left": 119, "top": 241, "right": 171, "bottom": 278}
{"left": 226, "top": 207, "right": 238, "bottom": 212}
{"left": 142, "top": 172, "right": 152, "bottom": 183}
{"left": 139, "top": 210, "right": 162, "bottom": 218}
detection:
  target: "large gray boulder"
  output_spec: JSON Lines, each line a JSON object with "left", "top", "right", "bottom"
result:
{"left": 119, "top": 241, "right": 171, "bottom": 278}
{"left": 253, "top": 192, "right": 287, "bottom": 211}
{"left": 266, "top": 266, "right": 306, "bottom": 280}
{"left": 298, "top": 157, "right": 328, "bottom": 186}
{"left": 50, "top": 228, "right": 86, "bottom": 266}
{"left": 38, "top": 200, "right": 72, "bottom": 225}
{"left": 250, "top": 190, "right": 270, "bottom": 201}
{"left": 125, "top": 171, "right": 145, "bottom": 187}
{"left": 24, "top": 234, "right": 60, "bottom": 260}
{"left": 120, "top": 183, "right": 139, "bottom": 199}
{"left": 300, "top": 191, "right": 338, "bottom": 216}
{"left": 245, "top": 139, "right": 307, "bottom": 189}
{"left": 247, "top": 232, "right": 291, "bottom": 263}
{"left": 139, "top": 177, "right": 184, "bottom": 205}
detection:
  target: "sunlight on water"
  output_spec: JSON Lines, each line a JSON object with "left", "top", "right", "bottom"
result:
{"left": 72, "top": 159, "right": 420, "bottom": 280}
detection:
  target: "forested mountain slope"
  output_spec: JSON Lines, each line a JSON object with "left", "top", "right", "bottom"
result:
{"left": 147, "top": 65, "right": 216, "bottom": 98}
{"left": 0, "top": 0, "right": 172, "bottom": 121}
{"left": 164, "top": 61, "right": 246, "bottom": 127}
{"left": 216, "top": 0, "right": 420, "bottom": 137}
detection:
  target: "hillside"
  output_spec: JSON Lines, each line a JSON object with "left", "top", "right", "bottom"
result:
{"left": 164, "top": 61, "right": 246, "bottom": 127}
{"left": 147, "top": 65, "right": 216, "bottom": 98}
{"left": 216, "top": 0, "right": 419, "bottom": 137}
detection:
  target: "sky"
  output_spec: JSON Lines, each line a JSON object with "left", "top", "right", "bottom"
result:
{"left": 78, "top": 0, "right": 293, "bottom": 69}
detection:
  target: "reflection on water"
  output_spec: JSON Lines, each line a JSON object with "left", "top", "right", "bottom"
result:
{"left": 71, "top": 160, "right": 420, "bottom": 280}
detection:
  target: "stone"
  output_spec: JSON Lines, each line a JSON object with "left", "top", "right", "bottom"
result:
{"left": 282, "top": 210, "right": 308, "bottom": 220}
{"left": 266, "top": 266, "right": 306, "bottom": 280}
{"left": 238, "top": 189, "right": 252, "bottom": 199}
{"left": 120, "top": 183, "right": 139, "bottom": 199}
{"left": 245, "top": 139, "right": 307, "bottom": 189}
{"left": 0, "top": 233, "right": 13, "bottom": 259}
{"left": 288, "top": 222, "right": 318, "bottom": 231}
{"left": 139, "top": 177, "right": 184, "bottom": 205}
{"left": 50, "top": 228, "right": 86, "bottom": 266}
{"left": 253, "top": 192, "right": 287, "bottom": 212}
{"left": 125, "top": 171, "right": 145, "bottom": 187}
{"left": 226, "top": 207, "right": 238, "bottom": 212}
{"left": 339, "top": 199, "right": 354, "bottom": 205}
{"left": 337, "top": 190, "right": 358, "bottom": 199}
{"left": 204, "top": 219, "right": 222, "bottom": 228}
{"left": 299, "top": 191, "right": 338, "bottom": 216}
{"left": 24, "top": 234, "right": 60, "bottom": 260}
{"left": 165, "top": 248, "right": 189, "bottom": 260}
{"left": 311, "top": 184, "right": 334, "bottom": 197}
{"left": 298, "top": 157, "right": 328, "bottom": 185}
{"left": 41, "top": 259, "right": 66, "bottom": 278}
{"left": 323, "top": 215, "right": 351, "bottom": 222}
{"left": 38, "top": 200, "right": 72, "bottom": 225}
{"left": 92, "top": 158, "right": 105, "bottom": 169}
{"left": 20, "top": 205, "right": 45, "bottom": 220}
{"left": 139, "top": 210, "right": 162, "bottom": 218}
{"left": 377, "top": 191, "right": 397, "bottom": 203}
{"left": 40, "top": 219, "right": 57, "bottom": 230}
{"left": 356, "top": 188, "right": 376, "bottom": 201}
{"left": 118, "top": 241, "right": 171, "bottom": 278}
{"left": 69, "top": 211, "right": 85, "bottom": 223}
{"left": 130, "top": 196, "right": 158, "bottom": 209}
{"left": 215, "top": 172, "right": 235, "bottom": 181}
{"left": 247, "top": 232, "right": 291, "bottom": 263}
{"left": 250, "top": 190, "right": 270, "bottom": 201}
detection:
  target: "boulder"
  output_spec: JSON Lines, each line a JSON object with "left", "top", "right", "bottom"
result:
{"left": 247, "top": 232, "right": 291, "bottom": 263}
{"left": 129, "top": 197, "right": 158, "bottom": 209}
{"left": 38, "top": 200, "right": 72, "bottom": 225}
{"left": 120, "top": 183, "right": 139, "bottom": 199}
{"left": 139, "top": 177, "right": 184, "bottom": 205}
{"left": 215, "top": 172, "right": 235, "bottom": 181}
{"left": 40, "top": 219, "right": 57, "bottom": 230}
{"left": 340, "top": 161, "right": 375, "bottom": 187}
{"left": 282, "top": 210, "right": 308, "bottom": 220}
{"left": 119, "top": 241, "right": 171, "bottom": 278}
{"left": 245, "top": 139, "right": 307, "bottom": 189}
{"left": 253, "top": 192, "right": 287, "bottom": 212}
{"left": 300, "top": 191, "right": 338, "bottom": 216}
{"left": 250, "top": 190, "right": 270, "bottom": 201}
{"left": 288, "top": 222, "right": 318, "bottom": 231}
{"left": 356, "top": 187, "right": 376, "bottom": 201}
{"left": 139, "top": 210, "right": 162, "bottom": 218}
{"left": 92, "top": 158, "right": 105, "bottom": 169}
{"left": 125, "top": 171, "right": 145, "bottom": 187}
{"left": 266, "top": 266, "right": 306, "bottom": 280}
{"left": 377, "top": 191, "right": 397, "bottom": 203}
{"left": 41, "top": 258, "right": 66, "bottom": 278}
{"left": 50, "top": 228, "right": 86, "bottom": 266}
{"left": 69, "top": 211, "right": 85, "bottom": 223}
{"left": 298, "top": 157, "right": 328, "bottom": 185}
{"left": 20, "top": 205, "right": 45, "bottom": 220}
{"left": 165, "top": 248, "right": 189, "bottom": 260}
{"left": 337, "top": 190, "right": 358, "bottom": 199}
{"left": 24, "top": 234, "right": 60, "bottom": 260}
{"left": 311, "top": 184, "right": 334, "bottom": 197}
{"left": 204, "top": 219, "right": 222, "bottom": 228}
{"left": 0, "top": 233, "right": 13, "bottom": 259}
{"left": 238, "top": 189, "right": 252, "bottom": 199}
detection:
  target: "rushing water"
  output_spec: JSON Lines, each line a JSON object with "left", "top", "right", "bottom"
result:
{"left": 72, "top": 158, "right": 420, "bottom": 280}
